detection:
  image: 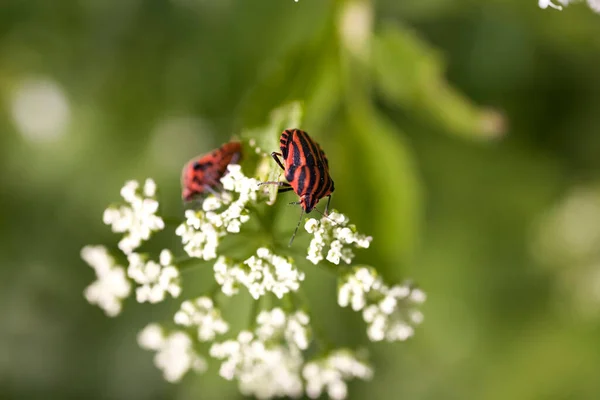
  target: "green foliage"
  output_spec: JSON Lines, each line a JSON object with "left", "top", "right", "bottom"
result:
{"left": 373, "top": 23, "right": 504, "bottom": 139}
{"left": 241, "top": 101, "right": 304, "bottom": 157}
{"left": 342, "top": 103, "right": 422, "bottom": 268}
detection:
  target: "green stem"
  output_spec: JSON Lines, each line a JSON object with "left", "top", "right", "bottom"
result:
{"left": 293, "top": 289, "right": 333, "bottom": 353}
{"left": 208, "top": 282, "right": 222, "bottom": 301}
{"left": 248, "top": 295, "right": 261, "bottom": 332}
{"left": 162, "top": 216, "right": 183, "bottom": 226}
{"left": 281, "top": 293, "right": 294, "bottom": 313}
{"left": 251, "top": 206, "right": 271, "bottom": 234}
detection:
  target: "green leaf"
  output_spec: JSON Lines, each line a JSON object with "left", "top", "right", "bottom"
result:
{"left": 372, "top": 23, "right": 505, "bottom": 140}
{"left": 330, "top": 102, "right": 422, "bottom": 271}
{"left": 303, "top": 53, "right": 342, "bottom": 130}
{"left": 240, "top": 101, "right": 304, "bottom": 157}
{"left": 236, "top": 36, "right": 332, "bottom": 129}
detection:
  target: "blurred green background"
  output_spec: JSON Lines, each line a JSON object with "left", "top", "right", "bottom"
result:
{"left": 2, "top": 0, "right": 600, "bottom": 399}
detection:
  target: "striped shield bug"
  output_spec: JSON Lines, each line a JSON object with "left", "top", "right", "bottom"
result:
{"left": 181, "top": 140, "right": 242, "bottom": 202}
{"left": 260, "top": 129, "right": 335, "bottom": 246}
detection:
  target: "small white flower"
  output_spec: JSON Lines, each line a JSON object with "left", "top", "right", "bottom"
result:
{"left": 103, "top": 179, "right": 165, "bottom": 255}
{"left": 410, "top": 288, "right": 427, "bottom": 304}
{"left": 285, "top": 311, "right": 311, "bottom": 351}
{"left": 137, "top": 324, "right": 207, "bottom": 383}
{"left": 255, "top": 308, "right": 311, "bottom": 350}
{"left": 305, "top": 211, "right": 372, "bottom": 265}
{"left": 120, "top": 180, "right": 139, "bottom": 203}
{"left": 127, "top": 250, "right": 181, "bottom": 304}
{"left": 213, "top": 256, "right": 244, "bottom": 296}
{"left": 220, "top": 164, "right": 259, "bottom": 203}
{"left": 176, "top": 165, "right": 262, "bottom": 260}
{"left": 138, "top": 323, "right": 164, "bottom": 350}
{"left": 338, "top": 267, "right": 426, "bottom": 342}
{"left": 539, "top": 0, "right": 563, "bottom": 9}
{"left": 202, "top": 196, "right": 223, "bottom": 212}
{"left": 176, "top": 210, "right": 220, "bottom": 260}
{"left": 210, "top": 307, "right": 310, "bottom": 399}
{"left": 81, "top": 245, "right": 131, "bottom": 316}
{"left": 542, "top": 0, "right": 600, "bottom": 13}
{"left": 174, "top": 296, "right": 229, "bottom": 341}
{"left": 337, "top": 266, "right": 379, "bottom": 311}
{"left": 588, "top": 0, "right": 600, "bottom": 12}
{"left": 305, "top": 219, "right": 319, "bottom": 233}
{"left": 240, "top": 248, "right": 305, "bottom": 299}
{"left": 144, "top": 178, "right": 157, "bottom": 197}
{"left": 303, "top": 349, "right": 373, "bottom": 400}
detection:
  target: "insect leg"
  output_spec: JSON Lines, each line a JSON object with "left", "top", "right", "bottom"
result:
{"left": 324, "top": 195, "right": 332, "bottom": 216}
{"left": 288, "top": 208, "right": 305, "bottom": 247}
{"left": 203, "top": 185, "right": 221, "bottom": 197}
{"left": 259, "top": 181, "right": 290, "bottom": 188}
{"left": 270, "top": 152, "right": 286, "bottom": 171}
{"left": 230, "top": 152, "right": 242, "bottom": 165}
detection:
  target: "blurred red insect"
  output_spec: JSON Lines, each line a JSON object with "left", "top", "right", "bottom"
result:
{"left": 181, "top": 141, "right": 242, "bottom": 202}
{"left": 260, "top": 129, "right": 335, "bottom": 245}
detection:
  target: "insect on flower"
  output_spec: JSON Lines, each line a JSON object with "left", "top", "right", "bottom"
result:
{"left": 182, "top": 141, "right": 243, "bottom": 202}
{"left": 260, "top": 129, "right": 335, "bottom": 246}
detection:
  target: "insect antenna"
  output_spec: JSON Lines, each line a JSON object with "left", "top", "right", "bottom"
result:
{"left": 288, "top": 208, "right": 305, "bottom": 247}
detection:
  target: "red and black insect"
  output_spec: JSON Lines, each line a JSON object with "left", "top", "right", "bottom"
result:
{"left": 181, "top": 141, "right": 242, "bottom": 202}
{"left": 260, "top": 129, "right": 335, "bottom": 245}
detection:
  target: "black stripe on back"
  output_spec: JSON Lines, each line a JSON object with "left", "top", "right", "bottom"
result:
{"left": 194, "top": 161, "right": 213, "bottom": 171}
{"left": 313, "top": 168, "right": 328, "bottom": 201}
{"left": 291, "top": 131, "right": 302, "bottom": 166}
{"left": 280, "top": 130, "right": 291, "bottom": 159}
{"left": 316, "top": 157, "right": 335, "bottom": 200}
{"left": 317, "top": 145, "right": 328, "bottom": 168}
{"left": 286, "top": 164, "right": 297, "bottom": 184}
{"left": 318, "top": 144, "right": 330, "bottom": 168}
{"left": 305, "top": 163, "right": 317, "bottom": 197}
{"left": 296, "top": 166, "right": 307, "bottom": 195}
{"left": 295, "top": 130, "right": 317, "bottom": 166}
{"left": 305, "top": 132, "right": 330, "bottom": 199}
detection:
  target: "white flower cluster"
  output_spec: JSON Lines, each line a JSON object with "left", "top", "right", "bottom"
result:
{"left": 255, "top": 308, "right": 311, "bottom": 349}
{"left": 127, "top": 250, "right": 181, "bottom": 303}
{"left": 83, "top": 154, "right": 428, "bottom": 399}
{"left": 305, "top": 212, "right": 372, "bottom": 265}
{"left": 176, "top": 164, "right": 260, "bottom": 260}
{"left": 242, "top": 248, "right": 305, "bottom": 299}
{"left": 81, "top": 245, "right": 131, "bottom": 317}
{"left": 138, "top": 324, "right": 207, "bottom": 383}
{"left": 103, "top": 179, "right": 165, "bottom": 255}
{"left": 303, "top": 349, "right": 373, "bottom": 400}
{"left": 213, "top": 256, "right": 241, "bottom": 296}
{"left": 174, "top": 296, "right": 229, "bottom": 341}
{"left": 209, "top": 308, "right": 310, "bottom": 399}
{"left": 213, "top": 248, "right": 305, "bottom": 299}
{"left": 539, "top": 0, "right": 600, "bottom": 12}
{"left": 338, "top": 267, "right": 426, "bottom": 342}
